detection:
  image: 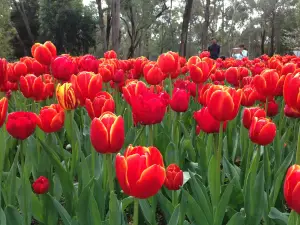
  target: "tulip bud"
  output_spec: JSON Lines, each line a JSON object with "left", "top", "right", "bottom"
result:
{"left": 32, "top": 176, "right": 49, "bottom": 194}
{"left": 170, "top": 88, "right": 190, "bottom": 112}
{"left": 164, "top": 164, "right": 183, "bottom": 191}
{"left": 249, "top": 117, "right": 276, "bottom": 145}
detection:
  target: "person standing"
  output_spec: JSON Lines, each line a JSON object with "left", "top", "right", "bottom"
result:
{"left": 208, "top": 38, "right": 220, "bottom": 60}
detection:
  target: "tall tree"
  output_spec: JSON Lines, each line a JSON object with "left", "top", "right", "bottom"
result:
{"left": 179, "top": 0, "right": 194, "bottom": 56}
{"left": 96, "top": 0, "right": 107, "bottom": 55}
{"left": 111, "top": 0, "right": 120, "bottom": 54}
{"left": 202, "top": 0, "right": 210, "bottom": 50}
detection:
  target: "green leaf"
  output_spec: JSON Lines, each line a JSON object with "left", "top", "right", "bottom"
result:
{"left": 139, "top": 199, "right": 153, "bottom": 225}
{"left": 6, "top": 148, "right": 20, "bottom": 205}
{"left": 226, "top": 212, "right": 245, "bottom": 225}
{"left": 88, "top": 192, "right": 102, "bottom": 225}
{"left": 109, "top": 191, "right": 123, "bottom": 225}
{"left": 208, "top": 154, "right": 220, "bottom": 210}
{"left": 0, "top": 208, "right": 6, "bottom": 225}
{"left": 50, "top": 195, "right": 72, "bottom": 225}
{"left": 268, "top": 207, "right": 288, "bottom": 225}
{"left": 121, "top": 196, "right": 134, "bottom": 212}
{"left": 287, "top": 211, "right": 298, "bottom": 225}
{"left": 165, "top": 142, "right": 177, "bottom": 166}
{"left": 157, "top": 191, "right": 173, "bottom": 221}
{"left": 214, "top": 179, "right": 234, "bottom": 225}
{"left": 167, "top": 204, "right": 180, "bottom": 225}
{"left": 188, "top": 172, "right": 213, "bottom": 224}
{"left": 38, "top": 138, "right": 74, "bottom": 214}
{"left": 31, "top": 193, "right": 44, "bottom": 223}
{"left": 5, "top": 205, "right": 23, "bottom": 225}
{"left": 183, "top": 189, "right": 211, "bottom": 225}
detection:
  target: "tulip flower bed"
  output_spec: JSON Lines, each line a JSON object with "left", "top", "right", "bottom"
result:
{"left": 0, "top": 42, "right": 300, "bottom": 225}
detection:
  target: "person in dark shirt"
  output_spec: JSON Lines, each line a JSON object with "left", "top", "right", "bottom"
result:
{"left": 208, "top": 38, "right": 220, "bottom": 60}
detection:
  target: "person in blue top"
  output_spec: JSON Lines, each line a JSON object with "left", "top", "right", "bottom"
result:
{"left": 208, "top": 38, "right": 220, "bottom": 60}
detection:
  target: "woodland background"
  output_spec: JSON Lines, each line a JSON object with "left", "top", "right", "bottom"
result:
{"left": 0, "top": 0, "right": 299, "bottom": 60}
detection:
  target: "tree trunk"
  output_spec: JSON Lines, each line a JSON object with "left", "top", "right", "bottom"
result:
{"left": 269, "top": 12, "right": 275, "bottom": 56}
{"left": 261, "top": 28, "right": 266, "bottom": 55}
{"left": 202, "top": 0, "right": 210, "bottom": 50}
{"left": 12, "top": 0, "right": 34, "bottom": 43}
{"left": 111, "top": 0, "right": 120, "bottom": 53}
{"left": 179, "top": 0, "right": 193, "bottom": 56}
{"left": 144, "top": 29, "right": 150, "bottom": 58}
{"left": 96, "top": 0, "right": 107, "bottom": 55}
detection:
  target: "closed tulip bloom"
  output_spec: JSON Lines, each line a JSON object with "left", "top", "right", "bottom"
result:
{"left": 241, "top": 85, "right": 259, "bottom": 107}
{"left": 31, "top": 42, "right": 56, "bottom": 65}
{"left": 98, "top": 63, "right": 114, "bottom": 82}
{"left": 242, "top": 107, "right": 266, "bottom": 129}
{"left": 71, "top": 72, "right": 102, "bottom": 105}
{"left": 104, "top": 50, "right": 117, "bottom": 59}
{"left": 112, "top": 69, "right": 125, "bottom": 83}
{"left": 56, "top": 83, "right": 78, "bottom": 110}
{"left": 194, "top": 107, "right": 227, "bottom": 133}
{"left": 207, "top": 87, "right": 242, "bottom": 121}
{"left": 131, "top": 91, "right": 169, "bottom": 125}
{"left": 249, "top": 117, "right": 276, "bottom": 145}
{"left": 157, "top": 51, "right": 179, "bottom": 74}
{"left": 51, "top": 56, "right": 77, "bottom": 81}
{"left": 143, "top": 62, "right": 165, "bottom": 85}
{"left": 253, "top": 69, "right": 279, "bottom": 98}
{"left": 90, "top": 112, "right": 124, "bottom": 154}
{"left": 19, "top": 74, "right": 49, "bottom": 101}
{"left": 14, "top": 62, "right": 28, "bottom": 79}
{"left": 284, "top": 165, "right": 300, "bottom": 213}
{"left": 0, "top": 58, "right": 7, "bottom": 87}
{"left": 170, "top": 88, "right": 190, "bottom": 112}
{"left": 188, "top": 60, "right": 210, "bottom": 84}
{"left": 225, "top": 67, "right": 249, "bottom": 87}
{"left": 263, "top": 99, "right": 279, "bottom": 117}
{"left": 115, "top": 145, "right": 166, "bottom": 199}
{"left": 122, "top": 80, "right": 148, "bottom": 105}
{"left": 32, "top": 176, "right": 49, "bottom": 194}
{"left": 0, "top": 97, "right": 8, "bottom": 127}
{"left": 78, "top": 54, "right": 99, "bottom": 74}
{"left": 284, "top": 105, "right": 300, "bottom": 118}
{"left": 85, "top": 92, "right": 115, "bottom": 119}
{"left": 36, "top": 104, "right": 65, "bottom": 133}
{"left": 283, "top": 72, "right": 300, "bottom": 113}
{"left": 6, "top": 112, "right": 37, "bottom": 140}
{"left": 164, "top": 164, "right": 183, "bottom": 191}
{"left": 281, "top": 63, "right": 296, "bottom": 76}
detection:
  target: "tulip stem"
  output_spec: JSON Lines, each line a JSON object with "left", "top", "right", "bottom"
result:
{"left": 106, "top": 154, "right": 114, "bottom": 192}
{"left": 296, "top": 125, "right": 300, "bottom": 165}
{"left": 148, "top": 125, "right": 154, "bottom": 146}
{"left": 172, "top": 191, "right": 178, "bottom": 206}
{"left": 133, "top": 198, "right": 139, "bottom": 225}
{"left": 20, "top": 141, "right": 29, "bottom": 225}
{"left": 67, "top": 110, "right": 77, "bottom": 179}
{"left": 265, "top": 97, "right": 268, "bottom": 114}
{"left": 0, "top": 126, "right": 6, "bottom": 209}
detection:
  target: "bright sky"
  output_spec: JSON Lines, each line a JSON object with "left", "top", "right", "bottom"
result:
{"left": 83, "top": 0, "right": 92, "bottom": 5}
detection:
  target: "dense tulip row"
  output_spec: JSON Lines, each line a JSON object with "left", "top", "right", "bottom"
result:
{"left": 0, "top": 41, "right": 300, "bottom": 225}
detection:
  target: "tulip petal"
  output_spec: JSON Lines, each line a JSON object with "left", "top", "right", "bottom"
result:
{"left": 133, "top": 165, "right": 166, "bottom": 199}
{"left": 90, "top": 118, "right": 109, "bottom": 153}
{"left": 126, "top": 154, "right": 147, "bottom": 186}
{"left": 109, "top": 116, "right": 125, "bottom": 153}
{"left": 115, "top": 154, "right": 130, "bottom": 195}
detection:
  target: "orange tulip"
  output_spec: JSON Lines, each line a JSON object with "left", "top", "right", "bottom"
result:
{"left": 56, "top": 83, "right": 78, "bottom": 110}
{"left": 157, "top": 51, "right": 179, "bottom": 74}
{"left": 115, "top": 145, "right": 165, "bottom": 199}
{"left": 90, "top": 112, "right": 124, "bottom": 154}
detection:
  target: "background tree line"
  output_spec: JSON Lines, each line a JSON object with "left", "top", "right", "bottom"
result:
{"left": 0, "top": 0, "right": 299, "bottom": 60}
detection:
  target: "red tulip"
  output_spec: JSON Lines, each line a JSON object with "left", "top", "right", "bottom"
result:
{"left": 130, "top": 91, "right": 169, "bottom": 125}
{"left": 170, "top": 88, "right": 190, "bottom": 112}
{"left": 281, "top": 63, "right": 296, "bottom": 76}
{"left": 115, "top": 145, "right": 166, "bottom": 199}
{"left": 32, "top": 176, "right": 49, "bottom": 194}
{"left": 19, "top": 74, "right": 50, "bottom": 101}
{"left": 0, "top": 58, "right": 8, "bottom": 87}
{"left": 0, "top": 97, "right": 8, "bottom": 127}
{"left": 164, "top": 164, "right": 183, "bottom": 191}
{"left": 194, "top": 107, "right": 227, "bottom": 133}
{"left": 78, "top": 54, "right": 99, "bottom": 74}
{"left": 85, "top": 92, "right": 115, "bottom": 119}
{"left": 98, "top": 63, "right": 114, "bottom": 82}
{"left": 6, "top": 112, "right": 37, "bottom": 140}
{"left": 241, "top": 85, "right": 259, "bottom": 107}
{"left": 188, "top": 57, "right": 210, "bottom": 84}
{"left": 224, "top": 67, "right": 249, "bottom": 87}
{"left": 207, "top": 87, "right": 242, "bottom": 121}
{"left": 36, "top": 104, "right": 65, "bottom": 133}
{"left": 14, "top": 62, "right": 28, "bottom": 79}
{"left": 31, "top": 42, "right": 56, "bottom": 65}
{"left": 112, "top": 69, "right": 125, "bottom": 83}
{"left": 284, "top": 165, "right": 300, "bottom": 213}
{"left": 71, "top": 72, "right": 103, "bottom": 106}
{"left": 51, "top": 56, "right": 77, "bottom": 81}
{"left": 284, "top": 105, "right": 300, "bottom": 118}
{"left": 253, "top": 69, "right": 279, "bottom": 98}
{"left": 90, "top": 112, "right": 124, "bottom": 154}
{"left": 249, "top": 117, "right": 276, "bottom": 145}
{"left": 104, "top": 50, "right": 117, "bottom": 59}
{"left": 263, "top": 99, "right": 279, "bottom": 117}
{"left": 143, "top": 62, "right": 165, "bottom": 85}
{"left": 283, "top": 72, "right": 300, "bottom": 113}
{"left": 122, "top": 80, "right": 148, "bottom": 105}
{"left": 242, "top": 107, "right": 266, "bottom": 129}
{"left": 157, "top": 51, "right": 179, "bottom": 74}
